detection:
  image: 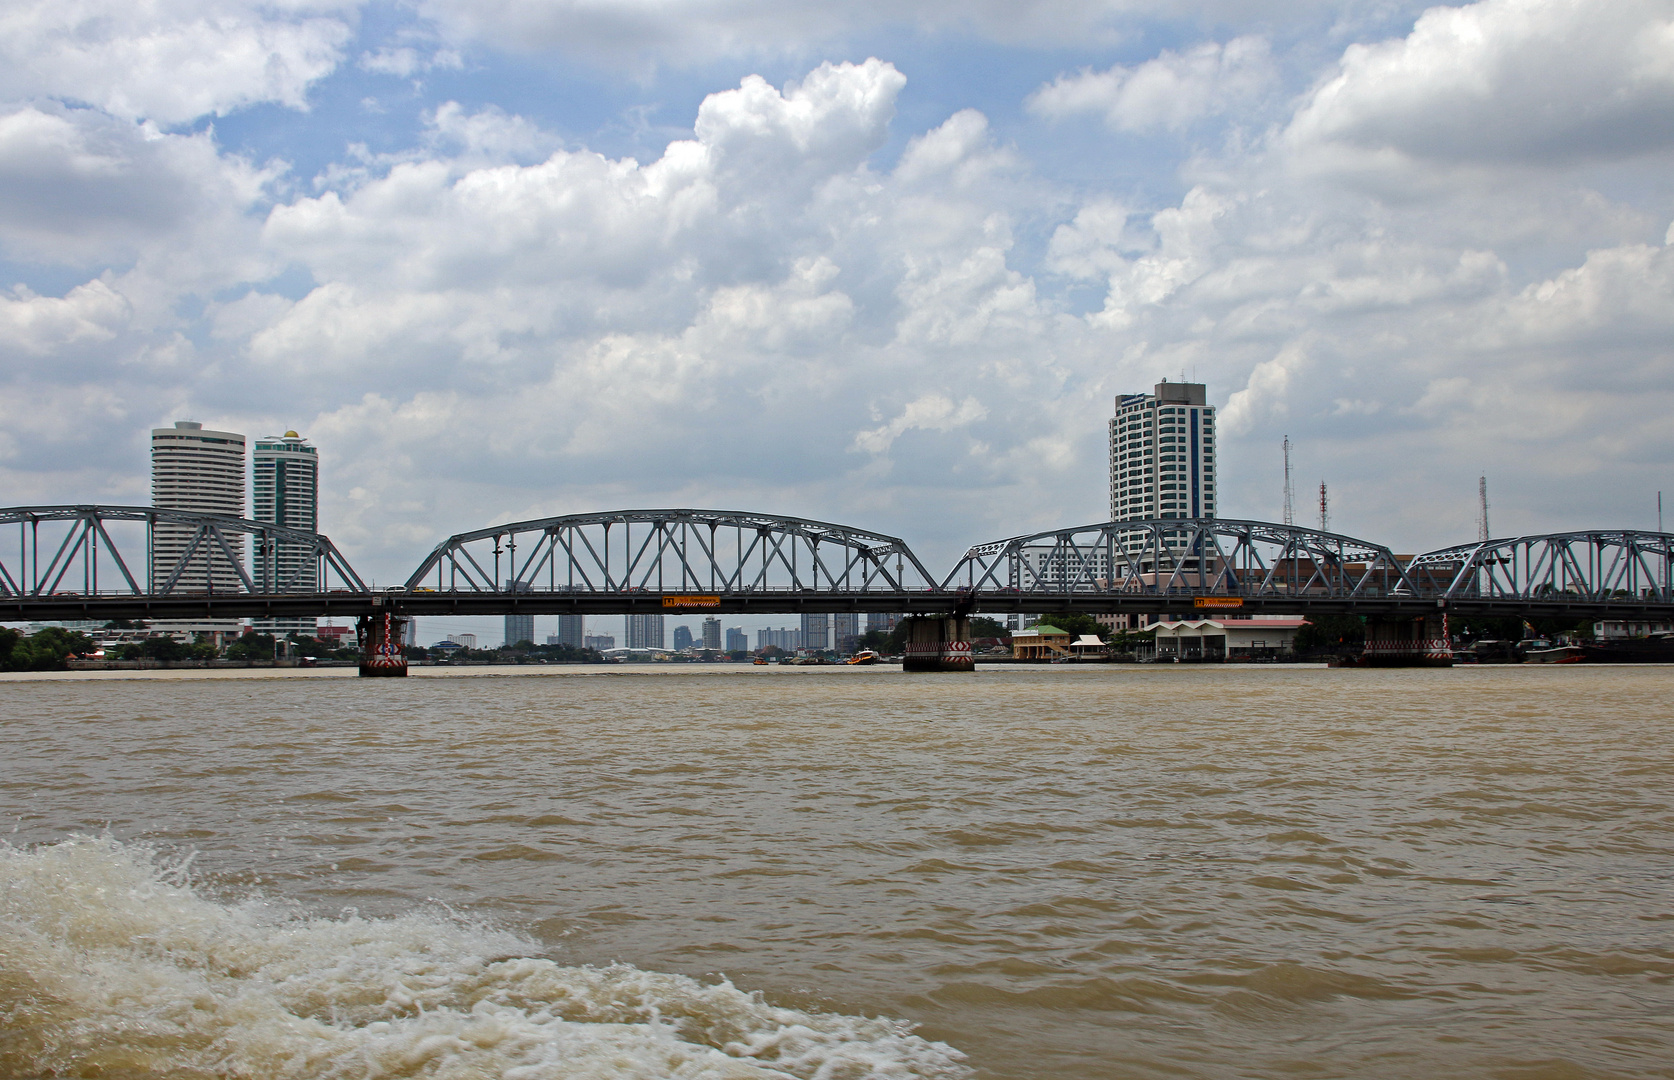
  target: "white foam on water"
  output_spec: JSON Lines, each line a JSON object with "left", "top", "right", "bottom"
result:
{"left": 0, "top": 837, "right": 970, "bottom": 1079}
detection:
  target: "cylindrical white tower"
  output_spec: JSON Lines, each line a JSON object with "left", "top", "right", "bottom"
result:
{"left": 151, "top": 420, "right": 246, "bottom": 593}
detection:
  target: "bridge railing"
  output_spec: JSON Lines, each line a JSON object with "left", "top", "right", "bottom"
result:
{"left": 942, "top": 518, "right": 1418, "bottom": 599}
{"left": 402, "top": 510, "right": 941, "bottom": 595}
{"left": 0, "top": 505, "right": 368, "bottom": 598}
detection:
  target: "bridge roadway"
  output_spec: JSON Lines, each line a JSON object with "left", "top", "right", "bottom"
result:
{"left": 5, "top": 505, "right": 1672, "bottom": 624}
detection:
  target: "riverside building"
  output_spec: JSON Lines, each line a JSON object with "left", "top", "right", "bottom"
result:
{"left": 1109, "top": 381, "right": 1216, "bottom": 522}
{"left": 832, "top": 613, "right": 861, "bottom": 653}
{"left": 151, "top": 420, "right": 246, "bottom": 638}
{"left": 152, "top": 421, "right": 247, "bottom": 593}
{"left": 251, "top": 430, "right": 319, "bottom": 634}
{"left": 554, "top": 614, "right": 584, "bottom": 647}
{"left": 625, "top": 614, "right": 665, "bottom": 650}
{"left": 505, "top": 613, "right": 535, "bottom": 648}
{"left": 1105, "top": 382, "right": 1218, "bottom": 628}
{"left": 799, "top": 613, "right": 829, "bottom": 652}
{"left": 756, "top": 627, "right": 799, "bottom": 652}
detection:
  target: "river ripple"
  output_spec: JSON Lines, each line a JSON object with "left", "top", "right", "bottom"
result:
{"left": 3, "top": 664, "right": 1671, "bottom": 1079}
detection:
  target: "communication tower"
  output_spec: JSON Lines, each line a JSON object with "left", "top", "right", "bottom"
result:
{"left": 1319, "top": 481, "right": 1329, "bottom": 533}
{"left": 1282, "top": 436, "right": 1294, "bottom": 526}
{"left": 1478, "top": 476, "right": 1491, "bottom": 542}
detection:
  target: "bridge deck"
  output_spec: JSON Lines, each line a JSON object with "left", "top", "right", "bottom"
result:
{"left": 6, "top": 590, "right": 1671, "bottom": 623}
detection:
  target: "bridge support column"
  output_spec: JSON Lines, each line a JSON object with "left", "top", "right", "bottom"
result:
{"left": 1360, "top": 614, "right": 1452, "bottom": 667}
{"left": 357, "top": 612, "right": 409, "bottom": 677}
{"left": 902, "top": 615, "right": 974, "bottom": 672}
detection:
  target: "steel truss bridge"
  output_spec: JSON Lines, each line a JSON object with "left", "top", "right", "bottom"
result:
{"left": 3, "top": 505, "right": 1671, "bottom": 623}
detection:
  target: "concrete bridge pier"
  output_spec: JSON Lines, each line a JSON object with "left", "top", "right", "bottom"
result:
{"left": 902, "top": 614, "right": 974, "bottom": 672}
{"left": 1361, "top": 614, "right": 1452, "bottom": 667}
{"left": 358, "top": 611, "right": 409, "bottom": 677}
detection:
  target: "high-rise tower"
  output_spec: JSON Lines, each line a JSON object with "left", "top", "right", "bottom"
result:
{"left": 251, "top": 431, "right": 318, "bottom": 583}
{"left": 625, "top": 614, "right": 664, "bottom": 650}
{"left": 505, "top": 613, "right": 535, "bottom": 648}
{"left": 252, "top": 430, "right": 319, "bottom": 634}
{"left": 800, "top": 613, "right": 829, "bottom": 652}
{"left": 1109, "top": 381, "right": 1216, "bottom": 522}
{"left": 151, "top": 420, "right": 247, "bottom": 593}
{"left": 555, "top": 614, "right": 584, "bottom": 647}
{"left": 832, "top": 612, "right": 861, "bottom": 653}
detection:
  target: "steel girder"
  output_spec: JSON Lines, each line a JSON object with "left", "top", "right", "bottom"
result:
{"left": 1404, "top": 531, "right": 1674, "bottom": 603}
{"left": 402, "top": 509, "right": 939, "bottom": 595}
{"left": 0, "top": 505, "right": 368, "bottom": 598}
{"left": 942, "top": 518, "right": 1416, "bottom": 599}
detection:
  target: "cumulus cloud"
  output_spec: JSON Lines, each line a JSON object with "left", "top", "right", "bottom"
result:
{"left": 4, "top": 5, "right": 1674, "bottom": 575}
{"left": 215, "top": 59, "right": 1082, "bottom": 560}
{"left": 0, "top": 279, "right": 130, "bottom": 356}
{"left": 1286, "top": 0, "right": 1674, "bottom": 167}
{"left": 1220, "top": 343, "right": 1303, "bottom": 436}
{"left": 853, "top": 394, "right": 988, "bottom": 454}
{"left": 416, "top": 0, "right": 1302, "bottom": 64}
{"left": 0, "top": 0, "right": 355, "bottom": 125}
{"left": 1028, "top": 37, "right": 1276, "bottom": 132}
{"left": 0, "top": 104, "right": 275, "bottom": 266}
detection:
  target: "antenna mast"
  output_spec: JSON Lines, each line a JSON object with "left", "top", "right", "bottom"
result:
{"left": 1319, "top": 481, "right": 1329, "bottom": 533}
{"left": 1282, "top": 437, "right": 1294, "bottom": 526}
{"left": 1478, "top": 476, "right": 1490, "bottom": 541}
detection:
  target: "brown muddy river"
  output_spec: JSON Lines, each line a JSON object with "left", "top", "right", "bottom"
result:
{"left": 3, "top": 664, "right": 1671, "bottom": 1079}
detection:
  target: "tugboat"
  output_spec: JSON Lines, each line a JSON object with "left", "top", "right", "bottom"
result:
{"left": 844, "top": 650, "right": 880, "bottom": 665}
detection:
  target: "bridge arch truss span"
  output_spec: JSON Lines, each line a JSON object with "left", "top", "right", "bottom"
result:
{"left": 944, "top": 518, "right": 1415, "bottom": 599}
{"left": 1405, "top": 531, "right": 1674, "bottom": 603}
{"left": 403, "top": 510, "right": 940, "bottom": 595}
{"left": 0, "top": 505, "right": 368, "bottom": 598}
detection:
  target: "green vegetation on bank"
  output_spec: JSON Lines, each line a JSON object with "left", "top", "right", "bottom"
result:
{"left": 0, "top": 627, "right": 96, "bottom": 671}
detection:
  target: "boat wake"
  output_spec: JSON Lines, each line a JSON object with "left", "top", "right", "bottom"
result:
{"left": 0, "top": 836, "right": 969, "bottom": 1079}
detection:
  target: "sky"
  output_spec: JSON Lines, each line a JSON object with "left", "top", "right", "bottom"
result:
{"left": 4, "top": 0, "right": 1673, "bottom": 642}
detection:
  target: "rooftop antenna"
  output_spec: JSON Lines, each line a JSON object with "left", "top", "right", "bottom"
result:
{"left": 1319, "top": 480, "right": 1329, "bottom": 533}
{"left": 1282, "top": 436, "right": 1294, "bottom": 526}
{"left": 1478, "top": 476, "right": 1490, "bottom": 542}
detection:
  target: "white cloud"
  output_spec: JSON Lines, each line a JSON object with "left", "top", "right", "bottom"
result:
{"left": 0, "top": 279, "right": 130, "bottom": 355}
{"left": 1286, "top": 0, "right": 1674, "bottom": 168}
{"left": 4, "top": 17, "right": 1674, "bottom": 576}
{"left": 0, "top": 104, "right": 275, "bottom": 266}
{"left": 1220, "top": 343, "right": 1303, "bottom": 435}
{"left": 415, "top": 0, "right": 1314, "bottom": 64}
{"left": 0, "top": 0, "right": 355, "bottom": 124}
{"left": 853, "top": 394, "right": 988, "bottom": 454}
{"left": 360, "top": 45, "right": 462, "bottom": 78}
{"left": 1028, "top": 37, "right": 1276, "bottom": 132}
